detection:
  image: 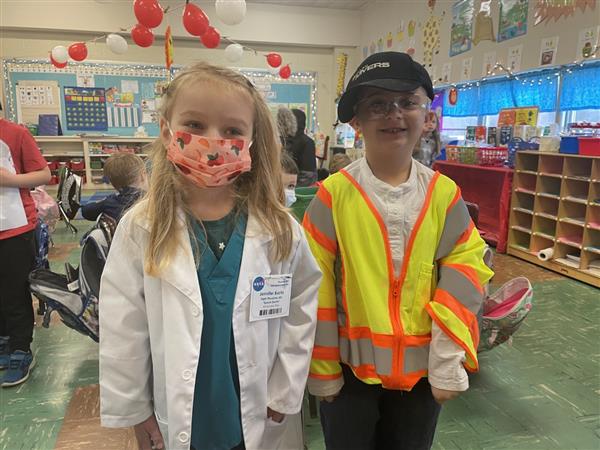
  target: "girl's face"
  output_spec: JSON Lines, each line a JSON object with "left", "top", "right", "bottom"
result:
{"left": 161, "top": 79, "right": 254, "bottom": 144}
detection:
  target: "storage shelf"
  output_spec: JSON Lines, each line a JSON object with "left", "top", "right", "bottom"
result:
{"left": 89, "top": 153, "right": 148, "bottom": 157}
{"left": 42, "top": 153, "right": 84, "bottom": 157}
{"left": 508, "top": 152, "right": 600, "bottom": 287}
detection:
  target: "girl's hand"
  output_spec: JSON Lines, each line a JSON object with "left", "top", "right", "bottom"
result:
{"left": 430, "top": 386, "right": 460, "bottom": 405}
{"left": 267, "top": 407, "right": 285, "bottom": 423}
{"left": 133, "top": 414, "right": 165, "bottom": 450}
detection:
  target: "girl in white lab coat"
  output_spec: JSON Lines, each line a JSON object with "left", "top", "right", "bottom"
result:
{"left": 99, "top": 62, "right": 322, "bottom": 450}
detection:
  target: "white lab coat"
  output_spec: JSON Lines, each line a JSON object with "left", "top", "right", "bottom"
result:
{"left": 99, "top": 205, "right": 321, "bottom": 450}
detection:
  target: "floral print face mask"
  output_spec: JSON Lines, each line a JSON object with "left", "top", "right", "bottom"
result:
{"left": 166, "top": 129, "right": 252, "bottom": 188}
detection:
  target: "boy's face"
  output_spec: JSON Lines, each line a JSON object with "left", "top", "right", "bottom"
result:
{"left": 282, "top": 173, "right": 297, "bottom": 190}
{"left": 351, "top": 86, "right": 435, "bottom": 158}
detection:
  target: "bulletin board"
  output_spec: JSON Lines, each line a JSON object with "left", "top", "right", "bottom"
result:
{"left": 2, "top": 59, "right": 318, "bottom": 137}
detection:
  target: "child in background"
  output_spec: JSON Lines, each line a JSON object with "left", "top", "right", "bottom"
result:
{"left": 413, "top": 112, "right": 441, "bottom": 168}
{"left": 99, "top": 62, "right": 321, "bottom": 450}
{"left": 304, "top": 52, "right": 493, "bottom": 449}
{"left": 81, "top": 153, "right": 147, "bottom": 222}
{"left": 327, "top": 153, "right": 352, "bottom": 175}
{"left": 281, "top": 151, "right": 298, "bottom": 208}
{"left": 0, "top": 118, "right": 51, "bottom": 387}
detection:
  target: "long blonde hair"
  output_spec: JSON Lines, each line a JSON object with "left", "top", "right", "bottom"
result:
{"left": 139, "top": 62, "right": 293, "bottom": 276}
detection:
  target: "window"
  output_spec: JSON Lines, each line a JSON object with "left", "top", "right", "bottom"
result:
{"left": 441, "top": 116, "right": 478, "bottom": 141}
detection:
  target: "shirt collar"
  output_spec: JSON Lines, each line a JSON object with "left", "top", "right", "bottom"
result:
{"left": 360, "top": 157, "right": 418, "bottom": 196}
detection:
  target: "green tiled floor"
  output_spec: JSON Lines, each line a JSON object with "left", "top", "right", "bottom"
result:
{"left": 1, "top": 220, "right": 599, "bottom": 449}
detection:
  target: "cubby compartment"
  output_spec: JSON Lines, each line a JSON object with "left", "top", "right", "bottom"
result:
{"left": 558, "top": 200, "right": 587, "bottom": 227}
{"left": 587, "top": 204, "right": 600, "bottom": 230}
{"left": 508, "top": 228, "right": 532, "bottom": 252}
{"left": 556, "top": 222, "right": 584, "bottom": 248}
{"left": 589, "top": 182, "right": 600, "bottom": 207}
{"left": 511, "top": 210, "right": 533, "bottom": 233}
{"left": 583, "top": 227, "right": 600, "bottom": 253}
{"left": 564, "top": 157, "right": 592, "bottom": 180}
{"left": 581, "top": 249, "right": 600, "bottom": 277}
{"left": 516, "top": 152, "right": 539, "bottom": 172}
{"left": 591, "top": 159, "right": 600, "bottom": 183}
{"left": 561, "top": 178, "right": 589, "bottom": 204}
{"left": 514, "top": 172, "right": 537, "bottom": 193}
{"left": 530, "top": 234, "right": 554, "bottom": 253}
{"left": 536, "top": 195, "right": 559, "bottom": 219}
{"left": 537, "top": 175, "right": 562, "bottom": 199}
{"left": 532, "top": 215, "right": 556, "bottom": 240}
{"left": 513, "top": 191, "right": 535, "bottom": 214}
{"left": 553, "top": 242, "right": 582, "bottom": 269}
{"left": 538, "top": 154, "right": 564, "bottom": 177}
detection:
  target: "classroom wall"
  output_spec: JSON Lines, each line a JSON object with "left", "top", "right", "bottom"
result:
{"left": 358, "top": 0, "right": 600, "bottom": 84}
{"left": 0, "top": 0, "right": 361, "bottom": 136}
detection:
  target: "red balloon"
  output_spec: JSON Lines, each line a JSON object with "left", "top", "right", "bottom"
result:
{"left": 266, "top": 53, "right": 282, "bottom": 68}
{"left": 50, "top": 54, "right": 67, "bottom": 68}
{"left": 183, "top": 3, "right": 209, "bottom": 37}
{"left": 134, "top": 0, "right": 163, "bottom": 29}
{"left": 68, "top": 42, "right": 88, "bottom": 61}
{"left": 201, "top": 27, "right": 221, "bottom": 49}
{"left": 131, "top": 23, "right": 155, "bottom": 47}
{"left": 279, "top": 64, "right": 291, "bottom": 79}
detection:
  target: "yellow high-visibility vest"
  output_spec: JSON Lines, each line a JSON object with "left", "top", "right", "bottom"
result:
{"left": 303, "top": 168, "right": 493, "bottom": 391}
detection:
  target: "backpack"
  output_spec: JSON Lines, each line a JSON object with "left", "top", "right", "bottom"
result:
{"left": 57, "top": 167, "right": 82, "bottom": 220}
{"left": 478, "top": 277, "right": 533, "bottom": 352}
{"left": 29, "top": 214, "right": 117, "bottom": 342}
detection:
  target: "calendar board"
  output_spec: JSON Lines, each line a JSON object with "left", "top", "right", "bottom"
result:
{"left": 64, "top": 86, "right": 109, "bottom": 131}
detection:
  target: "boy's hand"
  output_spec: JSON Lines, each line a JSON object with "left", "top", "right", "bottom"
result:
{"left": 431, "top": 386, "right": 460, "bottom": 405}
{"left": 133, "top": 413, "right": 165, "bottom": 450}
{"left": 267, "top": 407, "right": 286, "bottom": 423}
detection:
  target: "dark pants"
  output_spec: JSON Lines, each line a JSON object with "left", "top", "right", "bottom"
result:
{"left": 0, "top": 230, "right": 36, "bottom": 352}
{"left": 320, "top": 365, "right": 441, "bottom": 450}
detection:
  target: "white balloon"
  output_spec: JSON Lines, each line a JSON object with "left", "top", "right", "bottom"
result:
{"left": 215, "top": 0, "right": 246, "bottom": 26}
{"left": 51, "top": 45, "right": 68, "bottom": 64}
{"left": 224, "top": 43, "right": 244, "bottom": 62}
{"left": 268, "top": 66, "right": 280, "bottom": 75}
{"left": 106, "top": 33, "right": 128, "bottom": 55}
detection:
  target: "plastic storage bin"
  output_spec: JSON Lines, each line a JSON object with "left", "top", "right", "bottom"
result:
{"left": 559, "top": 136, "right": 579, "bottom": 154}
{"left": 578, "top": 137, "right": 600, "bottom": 156}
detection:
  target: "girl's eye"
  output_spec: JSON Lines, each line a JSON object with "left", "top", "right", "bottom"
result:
{"left": 225, "top": 127, "right": 243, "bottom": 136}
{"left": 184, "top": 121, "right": 203, "bottom": 129}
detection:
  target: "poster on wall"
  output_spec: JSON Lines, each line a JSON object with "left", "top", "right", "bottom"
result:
{"left": 483, "top": 51, "right": 497, "bottom": 75}
{"left": 498, "top": 0, "right": 528, "bottom": 42}
{"left": 577, "top": 26, "right": 599, "bottom": 59}
{"left": 431, "top": 92, "right": 444, "bottom": 131}
{"left": 461, "top": 57, "right": 473, "bottom": 80}
{"left": 498, "top": 107, "right": 539, "bottom": 127}
{"left": 441, "top": 62, "right": 453, "bottom": 83}
{"left": 540, "top": 36, "right": 559, "bottom": 66}
{"left": 449, "top": 0, "right": 474, "bottom": 56}
{"left": 64, "top": 86, "right": 108, "bottom": 131}
{"left": 507, "top": 44, "right": 523, "bottom": 72}
{"left": 15, "top": 80, "right": 61, "bottom": 126}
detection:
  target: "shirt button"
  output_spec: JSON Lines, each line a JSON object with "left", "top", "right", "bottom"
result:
{"left": 192, "top": 307, "right": 200, "bottom": 317}
{"left": 178, "top": 431, "right": 189, "bottom": 443}
{"left": 182, "top": 369, "right": 193, "bottom": 380}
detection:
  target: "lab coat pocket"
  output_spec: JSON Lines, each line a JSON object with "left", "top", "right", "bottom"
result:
{"left": 260, "top": 415, "right": 289, "bottom": 450}
{"left": 410, "top": 262, "right": 434, "bottom": 335}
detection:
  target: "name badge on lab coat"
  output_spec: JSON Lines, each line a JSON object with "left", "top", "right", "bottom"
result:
{"left": 249, "top": 274, "right": 292, "bottom": 322}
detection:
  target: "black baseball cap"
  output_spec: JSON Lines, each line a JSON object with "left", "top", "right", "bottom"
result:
{"left": 337, "top": 52, "right": 434, "bottom": 123}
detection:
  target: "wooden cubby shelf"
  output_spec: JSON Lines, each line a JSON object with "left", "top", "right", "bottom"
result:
{"left": 508, "top": 151, "right": 600, "bottom": 287}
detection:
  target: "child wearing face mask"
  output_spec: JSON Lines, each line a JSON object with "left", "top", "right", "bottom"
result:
{"left": 281, "top": 151, "right": 298, "bottom": 208}
{"left": 303, "top": 52, "right": 493, "bottom": 449}
{"left": 99, "top": 62, "right": 321, "bottom": 450}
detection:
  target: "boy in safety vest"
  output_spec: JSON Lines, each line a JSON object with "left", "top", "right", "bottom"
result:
{"left": 303, "top": 52, "right": 494, "bottom": 449}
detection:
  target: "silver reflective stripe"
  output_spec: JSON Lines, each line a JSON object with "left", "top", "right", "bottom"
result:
{"left": 305, "top": 194, "right": 336, "bottom": 242}
{"left": 334, "top": 254, "right": 347, "bottom": 327}
{"left": 314, "top": 321, "right": 339, "bottom": 348}
{"left": 403, "top": 345, "right": 430, "bottom": 373}
{"left": 339, "top": 337, "right": 393, "bottom": 375}
{"left": 437, "top": 265, "right": 484, "bottom": 313}
{"left": 435, "top": 197, "right": 470, "bottom": 260}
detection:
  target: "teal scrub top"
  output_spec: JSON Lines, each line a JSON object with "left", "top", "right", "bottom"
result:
{"left": 190, "top": 210, "right": 247, "bottom": 450}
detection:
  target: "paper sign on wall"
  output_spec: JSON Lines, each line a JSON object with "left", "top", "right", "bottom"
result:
{"left": 540, "top": 36, "right": 559, "bottom": 66}
{"left": 461, "top": 57, "right": 473, "bottom": 80}
{"left": 577, "top": 27, "right": 599, "bottom": 60}
{"left": 507, "top": 45, "right": 523, "bottom": 72}
{"left": 441, "top": 62, "right": 452, "bottom": 83}
{"left": 483, "top": 51, "right": 497, "bottom": 76}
